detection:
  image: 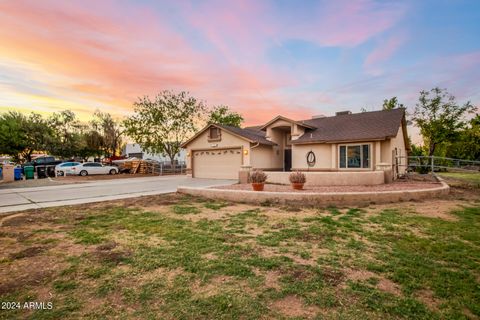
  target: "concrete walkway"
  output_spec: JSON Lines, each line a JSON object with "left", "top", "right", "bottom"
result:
{"left": 0, "top": 176, "right": 235, "bottom": 214}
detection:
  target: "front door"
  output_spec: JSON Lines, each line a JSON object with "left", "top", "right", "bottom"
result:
{"left": 284, "top": 149, "right": 292, "bottom": 171}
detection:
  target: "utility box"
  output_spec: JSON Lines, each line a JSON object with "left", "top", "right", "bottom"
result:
{"left": 2, "top": 164, "right": 14, "bottom": 183}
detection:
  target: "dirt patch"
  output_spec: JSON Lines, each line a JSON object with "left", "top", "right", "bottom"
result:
{"left": 96, "top": 241, "right": 118, "bottom": 251}
{"left": 264, "top": 270, "right": 281, "bottom": 289}
{"left": 377, "top": 278, "right": 401, "bottom": 296}
{"left": 93, "top": 249, "right": 132, "bottom": 265}
{"left": 270, "top": 295, "right": 319, "bottom": 318}
{"left": 344, "top": 269, "right": 401, "bottom": 295}
{"left": 322, "top": 268, "right": 344, "bottom": 286}
{"left": 370, "top": 200, "right": 463, "bottom": 221}
{"left": 0, "top": 256, "right": 63, "bottom": 295}
{"left": 9, "top": 246, "right": 47, "bottom": 259}
{"left": 416, "top": 289, "right": 441, "bottom": 312}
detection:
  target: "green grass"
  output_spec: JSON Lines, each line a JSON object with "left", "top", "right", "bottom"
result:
{"left": 438, "top": 171, "right": 480, "bottom": 187}
{"left": 0, "top": 193, "right": 479, "bottom": 319}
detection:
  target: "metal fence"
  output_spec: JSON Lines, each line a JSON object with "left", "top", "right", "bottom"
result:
{"left": 396, "top": 155, "right": 480, "bottom": 174}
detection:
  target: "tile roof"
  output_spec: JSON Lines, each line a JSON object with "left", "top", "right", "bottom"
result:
{"left": 217, "top": 125, "right": 277, "bottom": 145}
{"left": 293, "top": 108, "right": 405, "bottom": 144}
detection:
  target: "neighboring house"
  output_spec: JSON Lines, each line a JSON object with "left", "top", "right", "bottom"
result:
{"left": 181, "top": 109, "right": 409, "bottom": 179}
{"left": 122, "top": 143, "right": 186, "bottom": 164}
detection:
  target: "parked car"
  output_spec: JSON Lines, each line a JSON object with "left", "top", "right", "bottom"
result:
{"left": 70, "top": 162, "right": 119, "bottom": 176}
{"left": 55, "top": 162, "right": 81, "bottom": 176}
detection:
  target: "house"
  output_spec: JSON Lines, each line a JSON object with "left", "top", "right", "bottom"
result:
{"left": 122, "top": 143, "right": 186, "bottom": 164}
{"left": 181, "top": 108, "right": 409, "bottom": 180}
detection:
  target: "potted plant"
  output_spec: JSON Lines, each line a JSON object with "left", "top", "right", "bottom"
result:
{"left": 289, "top": 171, "right": 306, "bottom": 190}
{"left": 250, "top": 169, "right": 267, "bottom": 191}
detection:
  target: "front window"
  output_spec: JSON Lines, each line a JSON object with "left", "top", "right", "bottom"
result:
{"left": 339, "top": 144, "right": 370, "bottom": 169}
{"left": 208, "top": 127, "right": 221, "bottom": 140}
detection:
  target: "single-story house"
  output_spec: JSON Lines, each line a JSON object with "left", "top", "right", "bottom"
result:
{"left": 181, "top": 109, "right": 409, "bottom": 180}
{"left": 122, "top": 143, "right": 186, "bottom": 164}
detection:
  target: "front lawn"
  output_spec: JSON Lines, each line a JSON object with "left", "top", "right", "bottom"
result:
{"left": 438, "top": 172, "right": 480, "bottom": 187}
{"left": 1, "top": 193, "right": 479, "bottom": 319}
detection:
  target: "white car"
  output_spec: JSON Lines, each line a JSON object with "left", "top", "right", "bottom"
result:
{"left": 70, "top": 162, "right": 119, "bottom": 176}
{"left": 55, "top": 162, "right": 81, "bottom": 176}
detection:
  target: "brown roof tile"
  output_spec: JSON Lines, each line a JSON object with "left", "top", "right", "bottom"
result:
{"left": 217, "top": 125, "right": 276, "bottom": 145}
{"left": 293, "top": 108, "right": 405, "bottom": 144}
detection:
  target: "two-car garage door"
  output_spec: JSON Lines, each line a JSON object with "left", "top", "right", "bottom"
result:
{"left": 192, "top": 148, "right": 242, "bottom": 179}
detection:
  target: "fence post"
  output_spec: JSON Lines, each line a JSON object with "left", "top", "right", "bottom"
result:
{"left": 430, "top": 156, "right": 434, "bottom": 172}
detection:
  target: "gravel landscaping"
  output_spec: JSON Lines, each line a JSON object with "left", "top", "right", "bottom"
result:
{"left": 213, "top": 181, "right": 442, "bottom": 193}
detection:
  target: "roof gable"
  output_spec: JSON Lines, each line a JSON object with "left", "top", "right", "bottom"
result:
{"left": 181, "top": 124, "right": 276, "bottom": 148}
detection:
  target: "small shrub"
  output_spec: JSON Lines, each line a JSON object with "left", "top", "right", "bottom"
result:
{"left": 289, "top": 171, "right": 306, "bottom": 184}
{"left": 250, "top": 170, "right": 267, "bottom": 183}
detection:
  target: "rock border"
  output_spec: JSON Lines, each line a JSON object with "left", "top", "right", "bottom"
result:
{"left": 178, "top": 177, "right": 450, "bottom": 206}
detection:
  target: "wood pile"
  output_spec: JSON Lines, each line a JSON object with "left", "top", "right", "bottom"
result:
{"left": 117, "top": 160, "right": 161, "bottom": 175}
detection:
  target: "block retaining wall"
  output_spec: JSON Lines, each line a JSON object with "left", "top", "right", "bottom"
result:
{"left": 178, "top": 180, "right": 449, "bottom": 206}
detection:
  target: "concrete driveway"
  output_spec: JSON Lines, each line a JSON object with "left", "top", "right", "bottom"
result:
{"left": 0, "top": 176, "right": 235, "bottom": 214}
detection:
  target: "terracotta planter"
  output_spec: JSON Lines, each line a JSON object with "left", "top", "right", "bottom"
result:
{"left": 291, "top": 183, "right": 304, "bottom": 190}
{"left": 252, "top": 183, "right": 265, "bottom": 191}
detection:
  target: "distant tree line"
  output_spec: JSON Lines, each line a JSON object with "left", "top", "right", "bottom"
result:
{"left": 0, "top": 91, "right": 244, "bottom": 163}
{"left": 0, "top": 109, "right": 124, "bottom": 162}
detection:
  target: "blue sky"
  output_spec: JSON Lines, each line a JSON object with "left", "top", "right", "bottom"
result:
{"left": 0, "top": 0, "right": 478, "bottom": 131}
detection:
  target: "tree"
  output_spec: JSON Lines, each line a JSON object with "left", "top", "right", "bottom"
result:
{"left": 47, "top": 110, "right": 84, "bottom": 159}
{"left": 124, "top": 90, "right": 206, "bottom": 164}
{"left": 412, "top": 87, "right": 475, "bottom": 156}
{"left": 207, "top": 105, "right": 244, "bottom": 127}
{"left": 0, "top": 111, "right": 28, "bottom": 160}
{"left": 445, "top": 114, "right": 480, "bottom": 161}
{"left": 91, "top": 110, "right": 124, "bottom": 157}
{"left": 22, "top": 113, "right": 53, "bottom": 162}
{"left": 382, "top": 97, "right": 404, "bottom": 110}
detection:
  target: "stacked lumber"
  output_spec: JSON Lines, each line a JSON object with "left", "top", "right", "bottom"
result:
{"left": 116, "top": 159, "right": 160, "bottom": 175}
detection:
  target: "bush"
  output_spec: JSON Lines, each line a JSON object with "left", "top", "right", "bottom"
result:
{"left": 289, "top": 171, "right": 306, "bottom": 184}
{"left": 250, "top": 169, "right": 267, "bottom": 183}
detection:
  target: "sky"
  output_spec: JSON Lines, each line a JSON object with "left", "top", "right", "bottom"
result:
{"left": 0, "top": 0, "right": 479, "bottom": 130}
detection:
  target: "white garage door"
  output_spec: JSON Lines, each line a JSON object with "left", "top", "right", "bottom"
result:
{"left": 193, "top": 148, "right": 242, "bottom": 179}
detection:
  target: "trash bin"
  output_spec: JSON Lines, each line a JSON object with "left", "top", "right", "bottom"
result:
{"left": 24, "top": 165, "right": 34, "bottom": 180}
{"left": 46, "top": 166, "right": 56, "bottom": 178}
{"left": 14, "top": 167, "right": 22, "bottom": 180}
{"left": 37, "top": 166, "right": 47, "bottom": 179}
{"left": 0, "top": 166, "right": 3, "bottom": 179}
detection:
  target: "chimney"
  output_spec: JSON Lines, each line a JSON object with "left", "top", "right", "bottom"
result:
{"left": 311, "top": 114, "right": 326, "bottom": 119}
{"left": 335, "top": 110, "right": 352, "bottom": 116}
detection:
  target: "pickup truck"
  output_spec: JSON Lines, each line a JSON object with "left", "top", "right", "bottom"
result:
{"left": 30, "top": 156, "right": 63, "bottom": 168}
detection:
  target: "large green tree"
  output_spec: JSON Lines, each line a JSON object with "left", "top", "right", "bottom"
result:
{"left": 47, "top": 110, "right": 85, "bottom": 159}
{"left": 412, "top": 87, "right": 475, "bottom": 156}
{"left": 0, "top": 111, "right": 28, "bottom": 160}
{"left": 445, "top": 114, "right": 480, "bottom": 161}
{"left": 124, "top": 91, "right": 206, "bottom": 164}
{"left": 207, "top": 105, "right": 244, "bottom": 127}
{"left": 91, "top": 110, "right": 124, "bottom": 157}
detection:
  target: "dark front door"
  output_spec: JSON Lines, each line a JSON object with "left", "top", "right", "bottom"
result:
{"left": 284, "top": 149, "right": 292, "bottom": 171}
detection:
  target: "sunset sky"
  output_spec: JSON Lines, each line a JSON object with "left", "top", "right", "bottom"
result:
{"left": 0, "top": 0, "right": 479, "bottom": 126}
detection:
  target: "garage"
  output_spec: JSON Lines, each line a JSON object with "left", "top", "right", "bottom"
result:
{"left": 193, "top": 148, "right": 242, "bottom": 179}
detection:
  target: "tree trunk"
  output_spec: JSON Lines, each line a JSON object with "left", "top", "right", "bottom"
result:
{"left": 428, "top": 142, "right": 436, "bottom": 157}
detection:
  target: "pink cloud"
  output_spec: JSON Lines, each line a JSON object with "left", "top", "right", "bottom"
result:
{"left": 364, "top": 33, "right": 408, "bottom": 75}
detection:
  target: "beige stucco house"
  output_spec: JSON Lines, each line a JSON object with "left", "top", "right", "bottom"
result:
{"left": 181, "top": 109, "right": 409, "bottom": 180}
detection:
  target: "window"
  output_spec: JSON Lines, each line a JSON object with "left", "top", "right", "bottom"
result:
{"left": 209, "top": 127, "right": 221, "bottom": 140}
{"left": 339, "top": 144, "right": 370, "bottom": 169}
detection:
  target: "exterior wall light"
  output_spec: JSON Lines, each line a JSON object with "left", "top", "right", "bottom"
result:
{"left": 243, "top": 149, "right": 248, "bottom": 155}
{"left": 187, "top": 151, "right": 191, "bottom": 157}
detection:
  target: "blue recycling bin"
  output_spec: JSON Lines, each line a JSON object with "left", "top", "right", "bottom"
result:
{"left": 14, "top": 167, "right": 22, "bottom": 180}
{"left": 0, "top": 167, "right": 2, "bottom": 179}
